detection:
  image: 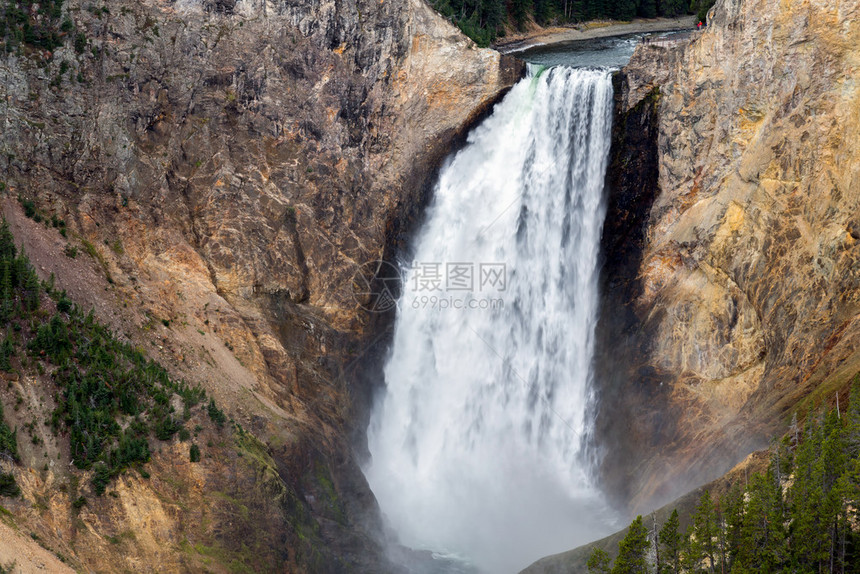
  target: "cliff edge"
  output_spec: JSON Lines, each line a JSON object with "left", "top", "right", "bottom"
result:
{"left": 595, "top": 0, "right": 860, "bottom": 510}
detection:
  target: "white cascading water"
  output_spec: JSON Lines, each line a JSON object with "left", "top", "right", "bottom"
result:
{"left": 365, "top": 66, "right": 618, "bottom": 573}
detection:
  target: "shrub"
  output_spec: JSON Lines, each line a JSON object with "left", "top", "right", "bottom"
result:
{"left": 19, "top": 198, "right": 36, "bottom": 219}
{"left": 74, "top": 32, "right": 87, "bottom": 54}
{"left": 0, "top": 472, "right": 19, "bottom": 497}
{"left": 0, "top": 403, "right": 18, "bottom": 461}
{"left": 153, "top": 415, "right": 180, "bottom": 441}
{"left": 207, "top": 399, "right": 226, "bottom": 429}
{"left": 91, "top": 463, "right": 112, "bottom": 495}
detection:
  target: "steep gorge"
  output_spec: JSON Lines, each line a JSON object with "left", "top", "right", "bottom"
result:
{"left": 2, "top": 0, "right": 859, "bottom": 570}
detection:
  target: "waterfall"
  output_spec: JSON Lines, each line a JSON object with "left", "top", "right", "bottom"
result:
{"left": 365, "top": 66, "right": 618, "bottom": 573}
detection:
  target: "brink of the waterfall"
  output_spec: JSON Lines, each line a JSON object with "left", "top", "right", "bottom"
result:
{"left": 364, "top": 67, "right": 620, "bottom": 573}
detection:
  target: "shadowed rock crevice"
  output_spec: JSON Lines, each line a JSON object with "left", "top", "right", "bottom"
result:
{"left": 593, "top": 73, "right": 667, "bottom": 507}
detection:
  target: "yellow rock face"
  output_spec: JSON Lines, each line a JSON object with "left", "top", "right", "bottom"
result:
{"left": 602, "top": 0, "right": 860, "bottom": 509}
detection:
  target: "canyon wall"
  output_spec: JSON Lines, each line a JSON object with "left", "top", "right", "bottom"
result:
{"left": 595, "top": 0, "right": 860, "bottom": 510}
{"left": 0, "top": 0, "right": 522, "bottom": 571}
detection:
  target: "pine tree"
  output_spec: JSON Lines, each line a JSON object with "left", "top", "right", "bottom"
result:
{"left": 739, "top": 466, "right": 787, "bottom": 571}
{"left": 0, "top": 401, "right": 18, "bottom": 462}
{"left": 610, "top": 0, "right": 637, "bottom": 20}
{"left": 587, "top": 547, "right": 612, "bottom": 574}
{"left": 657, "top": 0, "right": 688, "bottom": 17}
{"left": 839, "top": 384, "right": 860, "bottom": 567}
{"left": 510, "top": 0, "right": 530, "bottom": 29}
{"left": 822, "top": 409, "right": 847, "bottom": 490}
{"left": 612, "top": 515, "right": 650, "bottom": 574}
{"left": 845, "top": 381, "right": 860, "bottom": 457}
{"left": 691, "top": 0, "right": 715, "bottom": 23}
{"left": 0, "top": 220, "right": 16, "bottom": 262}
{"left": 658, "top": 508, "right": 683, "bottom": 574}
{"left": 638, "top": 0, "right": 657, "bottom": 17}
{"left": 688, "top": 490, "right": 718, "bottom": 573}
{"left": 24, "top": 265, "right": 40, "bottom": 312}
{"left": 12, "top": 250, "right": 28, "bottom": 288}
{"left": 722, "top": 481, "right": 744, "bottom": 569}
{"left": 820, "top": 409, "right": 848, "bottom": 570}
{"left": 0, "top": 336, "right": 13, "bottom": 372}
{"left": 0, "top": 260, "right": 12, "bottom": 324}
{"left": 834, "top": 456, "right": 860, "bottom": 569}
{"left": 426, "top": 0, "right": 695, "bottom": 46}
{"left": 789, "top": 409, "right": 831, "bottom": 569}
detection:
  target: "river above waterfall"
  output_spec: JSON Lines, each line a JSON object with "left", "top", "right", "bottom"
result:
{"left": 520, "top": 30, "right": 691, "bottom": 68}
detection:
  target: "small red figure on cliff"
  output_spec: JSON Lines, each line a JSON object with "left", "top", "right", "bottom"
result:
{"left": 697, "top": 21, "right": 703, "bottom": 30}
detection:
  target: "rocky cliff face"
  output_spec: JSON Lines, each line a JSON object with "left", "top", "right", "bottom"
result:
{"left": 0, "top": 0, "right": 522, "bottom": 571}
{"left": 595, "top": 0, "right": 860, "bottom": 510}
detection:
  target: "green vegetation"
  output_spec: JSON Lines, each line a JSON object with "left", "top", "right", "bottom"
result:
{"left": 430, "top": 0, "right": 715, "bottom": 46}
{"left": 658, "top": 509, "right": 683, "bottom": 573}
{"left": 189, "top": 443, "right": 200, "bottom": 462}
{"left": 207, "top": 398, "right": 226, "bottom": 429}
{"left": 0, "top": 402, "right": 18, "bottom": 462}
{"left": 0, "top": 0, "right": 81, "bottom": 56}
{"left": 19, "top": 197, "right": 36, "bottom": 218}
{"left": 590, "top": 381, "right": 860, "bottom": 573}
{"left": 79, "top": 238, "right": 114, "bottom": 283}
{"left": 612, "top": 515, "right": 650, "bottom": 573}
{"left": 0, "top": 472, "right": 19, "bottom": 497}
{"left": 19, "top": 196, "right": 67, "bottom": 237}
{"left": 587, "top": 547, "right": 612, "bottom": 574}
{"left": 106, "top": 530, "right": 135, "bottom": 544}
{"left": 691, "top": 0, "right": 713, "bottom": 22}
{"left": 0, "top": 218, "right": 223, "bottom": 496}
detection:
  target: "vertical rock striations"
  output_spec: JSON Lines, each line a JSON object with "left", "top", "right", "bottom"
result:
{"left": 596, "top": 0, "right": 860, "bottom": 510}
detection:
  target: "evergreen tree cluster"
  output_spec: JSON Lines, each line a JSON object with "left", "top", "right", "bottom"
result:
{"left": 429, "top": 0, "right": 715, "bottom": 46}
{"left": 0, "top": 401, "right": 18, "bottom": 462}
{"left": 0, "top": 219, "right": 221, "bottom": 496}
{"left": 0, "top": 0, "right": 80, "bottom": 55}
{"left": 0, "top": 220, "right": 43, "bottom": 338}
{"left": 590, "top": 384, "right": 860, "bottom": 573}
{"left": 0, "top": 471, "right": 19, "bottom": 497}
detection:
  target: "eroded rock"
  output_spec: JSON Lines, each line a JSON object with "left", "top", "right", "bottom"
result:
{"left": 0, "top": 0, "right": 523, "bottom": 570}
{"left": 596, "top": 0, "right": 860, "bottom": 510}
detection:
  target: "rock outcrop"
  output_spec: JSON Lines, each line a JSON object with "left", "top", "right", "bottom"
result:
{"left": 0, "top": 0, "right": 522, "bottom": 571}
{"left": 594, "top": 0, "right": 860, "bottom": 510}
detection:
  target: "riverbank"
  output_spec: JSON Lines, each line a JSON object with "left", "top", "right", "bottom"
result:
{"left": 493, "top": 16, "right": 697, "bottom": 54}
